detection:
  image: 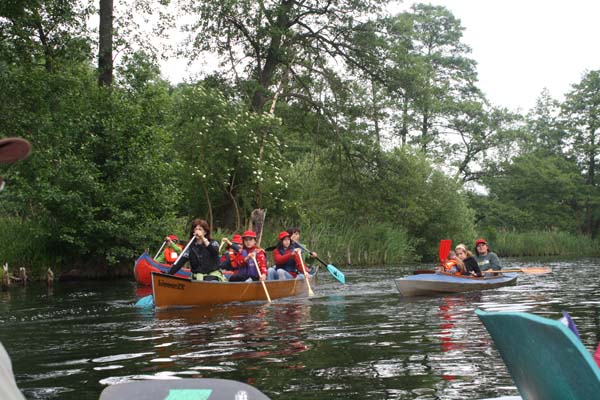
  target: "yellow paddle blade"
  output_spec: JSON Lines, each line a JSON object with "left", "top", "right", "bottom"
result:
{"left": 501, "top": 266, "right": 552, "bottom": 274}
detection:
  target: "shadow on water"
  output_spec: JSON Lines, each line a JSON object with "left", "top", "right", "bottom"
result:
{"left": 1, "top": 258, "right": 599, "bottom": 399}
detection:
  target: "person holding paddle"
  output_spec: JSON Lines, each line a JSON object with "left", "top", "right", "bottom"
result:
{"left": 155, "top": 235, "right": 183, "bottom": 264}
{"left": 230, "top": 230, "right": 267, "bottom": 282}
{"left": 167, "top": 219, "right": 225, "bottom": 281}
{"left": 288, "top": 227, "right": 317, "bottom": 259}
{"left": 268, "top": 231, "right": 308, "bottom": 280}
{"left": 474, "top": 238, "right": 503, "bottom": 271}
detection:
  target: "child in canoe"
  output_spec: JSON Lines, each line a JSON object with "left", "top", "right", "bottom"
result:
{"left": 455, "top": 244, "right": 483, "bottom": 277}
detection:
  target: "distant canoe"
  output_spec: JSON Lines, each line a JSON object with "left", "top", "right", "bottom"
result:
{"left": 151, "top": 271, "right": 316, "bottom": 309}
{"left": 394, "top": 272, "right": 517, "bottom": 297}
{"left": 476, "top": 309, "right": 600, "bottom": 399}
{"left": 134, "top": 252, "right": 191, "bottom": 286}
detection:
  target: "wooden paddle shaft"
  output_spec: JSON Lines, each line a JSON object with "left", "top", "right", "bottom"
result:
{"left": 297, "top": 251, "right": 314, "bottom": 296}
{"left": 250, "top": 253, "right": 271, "bottom": 302}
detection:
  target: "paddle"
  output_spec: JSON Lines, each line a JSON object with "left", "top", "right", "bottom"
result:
{"left": 439, "top": 239, "right": 452, "bottom": 263}
{"left": 297, "top": 250, "right": 314, "bottom": 296}
{"left": 135, "top": 237, "right": 195, "bottom": 308}
{"left": 414, "top": 239, "right": 452, "bottom": 275}
{"left": 293, "top": 241, "right": 345, "bottom": 284}
{"left": 250, "top": 253, "right": 271, "bottom": 302}
{"left": 153, "top": 240, "right": 167, "bottom": 260}
{"left": 494, "top": 266, "right": 551, "bottom": 274}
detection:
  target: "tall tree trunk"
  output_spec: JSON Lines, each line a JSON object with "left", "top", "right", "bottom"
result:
{"left": 98, "top": 0, "right": 114, "bottom": 87}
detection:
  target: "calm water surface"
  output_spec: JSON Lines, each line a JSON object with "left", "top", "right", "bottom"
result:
{"left": 1, "top": 258, "right": 600, "bottom": 399}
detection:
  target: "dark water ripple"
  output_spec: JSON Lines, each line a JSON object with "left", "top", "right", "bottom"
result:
{"left": 1, "top": 258, "right": 599, "bottom": 399}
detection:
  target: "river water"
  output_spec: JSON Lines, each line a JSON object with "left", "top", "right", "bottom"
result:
{"left": 1, "top": 258, "right": 599, "bottom": 400}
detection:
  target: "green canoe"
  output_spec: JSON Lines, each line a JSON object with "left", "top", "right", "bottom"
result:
{"left": 476, "top": 309, "right": 600, "bottom": 400}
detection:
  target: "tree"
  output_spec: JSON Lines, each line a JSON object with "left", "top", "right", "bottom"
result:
{"left": 0, "top": 0, "right": 93, "bottom": 71}
{"left": 561, "top": 70, "right": 600, "bottom": 236}
{"left": 98, "top": 0, "right": 113, "bottom": 86}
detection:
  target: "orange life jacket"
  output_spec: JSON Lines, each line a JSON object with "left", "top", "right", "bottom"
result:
{"left": 442, "top": 259, "right": 460, "bottom": 275}
{"left": 164, "top": 244, "right": 184, "bottom": 264}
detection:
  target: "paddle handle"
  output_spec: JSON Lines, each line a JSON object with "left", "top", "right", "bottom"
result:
{"left": 294, "top": 241, "right": 325, "bottom": 266}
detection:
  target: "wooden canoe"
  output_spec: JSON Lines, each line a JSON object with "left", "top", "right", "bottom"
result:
{"left": 476, "top": 309, "right": 600, "bottom": 399}
{"left": 151, "top": 271, "right": 317, "bottom": 309}
{"left": 394, "top": 271, "right": 517, "bottom": 297}
{"left": 133, "top": 252, "right": 191, "bottom": 286}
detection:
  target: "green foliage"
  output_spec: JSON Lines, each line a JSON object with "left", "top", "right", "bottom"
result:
{"left": 282, "top": 146, "right": 475, "bottom": 257}
{"left": 478, "top": 152, "right": 584, "bottom": 233}
{"left": 171, "top": 83, "right": 288, "bottom": 229}
{"left": 0, "top": 59, "right": 181, "bottom": 268}
{"left": 492, "top": 230, "right": 600, "bottom": 257}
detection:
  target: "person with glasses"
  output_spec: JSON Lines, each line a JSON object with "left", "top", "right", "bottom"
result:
{"left": 473, "top": 238, "right": 503, "bottom": 271}
{"left": 229, "top": 230, "right": 267, "bottom": 282}
{"left": 168, "top": 219, "right": 225, "bottom": 281}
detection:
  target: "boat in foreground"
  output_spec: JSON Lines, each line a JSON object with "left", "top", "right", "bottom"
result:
{"left": 394, "top": 271, "right": 517, "bottom": 296}
{"left": 151, "top": 270, "right": 317, "bottom": 309}
{"left": 133, "top": 252, "right": 191, "bottom": 285}
{"left": 476, "top": 309, "right": 600, "bottom": 400}
{"left": 100, "top": 378, "right": 271, "bottom": 400}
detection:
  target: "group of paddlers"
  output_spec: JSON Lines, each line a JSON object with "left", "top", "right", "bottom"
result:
{"left": 439, "top": 238, "right": 502, "bottom": 277}
{"left": 157, "top": 219, "right": 316, "bottom": 283}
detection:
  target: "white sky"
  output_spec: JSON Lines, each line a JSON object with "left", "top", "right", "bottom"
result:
{"left": 396, "top": 0, "right": 600, "bottom": 112}
{"left": 160, "top": 1, "right": 600, "bottom": 113}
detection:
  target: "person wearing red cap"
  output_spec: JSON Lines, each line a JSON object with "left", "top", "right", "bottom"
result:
{"left": 218, "top": 234, "right": 243, "bottom": 271}
{"left": 267, "top": 231, "right": 307, "bottom": 280}
{"left": 474, "top": 238, "right": 503, "bottom": 271}
{"left": 230, "top": 230, "right": 267, "bottom": 282}
{"left": 168, "top": 219, "right": 225, "bottom": 281}
{"left": 155, "top": 234, "right": 184, "bottom": 264}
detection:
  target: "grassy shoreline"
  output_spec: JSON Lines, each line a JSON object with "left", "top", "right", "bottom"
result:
{"left": 2, "top": 217, "right": 600, "bottom": 278}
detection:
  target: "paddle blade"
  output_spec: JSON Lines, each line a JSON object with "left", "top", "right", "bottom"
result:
{"left": 135, "top": 295, "right": 154, "bottom": 308}
{"left": 521, "top": 266, "right": 551, "bottom": 274}
{"left": 327, "top": 264, "right": 345, "bottom": 284}
{"left": 438, "top": 239, "right": 452, "bottom": 263}
{"left": 501, "top": 266, "right": 552, "bottom": 274}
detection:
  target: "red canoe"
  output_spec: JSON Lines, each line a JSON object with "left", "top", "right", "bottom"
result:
{"left": 133, "top": 252, "right": 191, "bottom": 285}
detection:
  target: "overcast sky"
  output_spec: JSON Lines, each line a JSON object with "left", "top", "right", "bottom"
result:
{"left": 160, "top": 1, "right": 600, "bottom": 113}
{"left": 396, "top": 0, "right": 600, "bottom": 112}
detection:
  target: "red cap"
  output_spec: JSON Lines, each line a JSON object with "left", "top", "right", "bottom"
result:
{"left": 242, "top": 230, "right": 257, "bottom": 238}
{"left": 278, "top": 231, "right": 290, "bottom": 240}
{"left": 232, "top": 234, "right": 243, "bottom": 244}
{"left": 475, "top": 238, "right": 487, "bottom": 246}
{"left": 168, "top": 235, "right": 179, "bottom": 241}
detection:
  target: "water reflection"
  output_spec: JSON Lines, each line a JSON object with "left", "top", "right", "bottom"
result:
{"left": 1, "top": 259, "right": 600, "bottom": 399}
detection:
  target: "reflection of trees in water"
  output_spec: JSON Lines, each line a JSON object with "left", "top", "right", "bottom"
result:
{"left": 144, "top": 302, "right": 312, "bottom": 374}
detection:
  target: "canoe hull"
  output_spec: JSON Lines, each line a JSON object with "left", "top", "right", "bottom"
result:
{"left": 395, "top": 272, "right": 517, "bottom": 296}
{"left": 134, "top": 252, "right": 191, "bottom": 286}
{"left": 151, "top": 271, "right": 316, "bottom": 309}
{"left": 476, "top": 310, "right": 600, "bottom": 399}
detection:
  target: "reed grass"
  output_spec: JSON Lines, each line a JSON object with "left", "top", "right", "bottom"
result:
{"left": 0, "top": 217, "right": 59, "bottom": 277}
{"left": 490, "top": 230, "right": 600, "bottom": 257}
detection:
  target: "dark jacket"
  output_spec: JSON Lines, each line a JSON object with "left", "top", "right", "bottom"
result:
{"left": 274, "top": 246, "right": 299, "bottom": 276}
{"left": 462, "top": 256, "right": 482, "bottom": 277}
{"left": 168, "top": 239, "right": 219, "bottom": 275}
